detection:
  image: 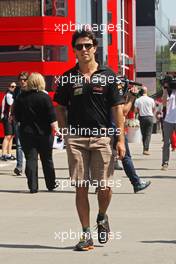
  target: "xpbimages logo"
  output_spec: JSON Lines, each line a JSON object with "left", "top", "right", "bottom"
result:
{"left": 54, "top": 22, "right": 122, "bottom": 35}
{"left": 54, "top": 73, "right": 122, "bottom": 87}
{"left": 56, "top": 179, "right": 122, "bottom": 190}
{"left": 54, "top": 229, "right": 122, "bottom": 243}
{"left": 58, "top": 126, "right": 121, "bottom": 137}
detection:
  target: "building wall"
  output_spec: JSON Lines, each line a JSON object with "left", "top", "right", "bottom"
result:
{"left": 136, "top": 27, "right": 156, "bottom": 73}
{"left": 76, "top": 0, "right": 91, "bottom": 25}
{"left": 136, "top": 0, "right": 170, "bottom": 93}
{"left": 136, "top": 26, "right": 156, "bottom": 93}
{"left": 136, "top": 0, "right": 156, "bottom": 93}
{"left": 136, "top": 77, "right": 156, "bottom": 95}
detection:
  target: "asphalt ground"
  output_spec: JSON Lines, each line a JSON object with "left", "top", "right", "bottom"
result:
{"left": 0, "top": 133, "right": 176, "bottom": 264}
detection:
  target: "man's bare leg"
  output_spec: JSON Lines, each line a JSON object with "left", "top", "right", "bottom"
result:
{"left": 97, "top": 187, "right": 112, "bottom": 214}
{"left": 76, "top": 186, "right": 90, "bottom": 228}
{"left": 96, "top": 187, "right": 112, "bottom": 244}
{"left": 7, "top": 136, "right": 14, "bottom": 155}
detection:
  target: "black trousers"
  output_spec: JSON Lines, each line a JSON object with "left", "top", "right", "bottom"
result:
{"left": 139, "top": 116, "right": 154, "bottom": 151}
{"left": 20, "top": 133, "right": 56, "bottom": 191}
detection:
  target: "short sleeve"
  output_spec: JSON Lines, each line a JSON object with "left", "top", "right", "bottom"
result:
{"left": 6, "top": 93, "right": 14, "bottom": 105}
{"left": 44, "top": 95, "right": 57, "bottom": 123}
{"left": 107, "top": 76, "right": 125, "bottom": 107}
{"left": 53, "top": 75, "right": 70, "bottom": 106}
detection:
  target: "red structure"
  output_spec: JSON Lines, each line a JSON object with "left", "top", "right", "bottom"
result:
{"left": 124, "top": 0, "right": 135, "bottom": 80}
{"left": 0, "top": 0, "right": 136, "bottom": 138}
{"left": 107, "top": 0, "right": 135, "bottom": 78}
{"left": 0, "top": 0, "right": 76, "bottom": 137}
{"left": 107, "top": 0, "right": 118, "bottom": 72}
{"left": 0, "top": 1, "right": 75, "bottom": 76}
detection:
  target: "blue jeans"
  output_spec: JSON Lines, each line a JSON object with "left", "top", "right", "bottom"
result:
{"left": 122, "top": 135, "right": 140, "bottom": 186}
{"left": 14, "top": 123, "right": 23, "bottom": 170}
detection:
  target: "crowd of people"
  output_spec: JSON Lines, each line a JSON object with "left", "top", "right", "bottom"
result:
{"left": 0, "top": 29, "right": 175, "bottom": 251}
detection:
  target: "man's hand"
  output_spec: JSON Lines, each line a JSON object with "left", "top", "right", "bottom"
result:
{"left": 55, "top": 130, "right": 63, "bottom": 141}
{"left": 116, "top": 141, "right": 126, "bottom": 160}
{"left": 129, "top": 85, "right": 139, "bottom": 96}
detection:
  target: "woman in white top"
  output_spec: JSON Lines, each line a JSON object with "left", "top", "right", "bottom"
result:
{"left": 1, "top": 82, "right": 16, "bottom": 161}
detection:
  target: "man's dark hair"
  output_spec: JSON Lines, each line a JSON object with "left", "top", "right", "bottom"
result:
{"left": 18, "top": 71, "right": 29, "bottom": 80}
{"left": 72, "top": 29, "right": 98, "bottom": 48}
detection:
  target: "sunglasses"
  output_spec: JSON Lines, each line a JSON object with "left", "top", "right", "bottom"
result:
{"left": 74, "top": 43, "right": 94, "bottom": 51}
{"left": 10, "top": 85, "right": 16, "bottom": 88}
{"left": 20, "top": 78, "right": 27, "bottom": 81}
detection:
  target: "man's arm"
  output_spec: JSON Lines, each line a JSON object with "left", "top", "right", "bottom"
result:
{"left": 53, "top": 75, "right": 69, "bottom": 131}
{"left": 123, "top": 86, "right": 139, "bottom": 116}
{"left": 123, "top": 93, "right": 136, "bottom": 117}
{"left": 152, "top": 100, "right": 155, "bottom": 114}
{"left": 50, "top": 104, "right": 67, "bottom": 139}
{"left": 50, "top": 121, "right": 60, "bottom": 134}
{"left": 55, "top": 104, "right": 67, "bottom": 130}
{"left": 134, "top": 101, "right": 139, "bottom": 114}
{"left": 111, "top": 104, "right": 125, "bottom": 160}
{"left": 162, "top": 88, "right": 168, "bottom": 107}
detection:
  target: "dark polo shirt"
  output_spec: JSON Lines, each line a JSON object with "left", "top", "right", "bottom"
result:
{"left": 54, "top": 64, "right": 125, "bottom": 136}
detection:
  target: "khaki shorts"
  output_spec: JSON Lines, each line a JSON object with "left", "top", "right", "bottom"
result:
{"left": 65, "top": 135, "right": 114, "bottom": 187}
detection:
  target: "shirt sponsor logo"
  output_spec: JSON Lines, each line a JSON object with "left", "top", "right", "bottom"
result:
{"left": 74, "top": 88, "right": 83, "bottom": 96}
{"left": 92, "top": 86, "right": 103, "bottom": 94}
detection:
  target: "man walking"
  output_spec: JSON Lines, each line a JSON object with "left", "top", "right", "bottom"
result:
{"left": 54, "top": 29, "right": 125, "bottom": 251}
{"left": 134, "top": 86, "right": 155, "bottom": 155}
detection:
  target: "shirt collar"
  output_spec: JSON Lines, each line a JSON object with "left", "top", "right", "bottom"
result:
{"left": 74, "top": 62, "right": 107, "bottom": 74}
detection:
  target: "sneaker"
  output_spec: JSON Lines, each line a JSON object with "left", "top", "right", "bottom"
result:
{"left": 133, "top": 180, "right": 151, "bottom": 193}
{"left": 96, "top": 214, "right": 110, "bottom": 244}
{"left": 7, "top": 155, "right": 16, "bottom": 160}
{"left": 161, "top": 163, "right": 168, "bottom": 171}
{"left": 48, "top": 182, "right": 59, "bottom": 192}
{"left": 30, "top": 189, "right": 38, "bottom": 194}
{"left": 143, "top": 151, "right": 150, "bottom": 155}
{"left": 1, "top": 155, "right": 8, "bottom": 161}
{"left": 74, "top": 235, "right": 94, "bottom": 251}
{"left": 14, "top": 168, "right": 22, "bottom": 176}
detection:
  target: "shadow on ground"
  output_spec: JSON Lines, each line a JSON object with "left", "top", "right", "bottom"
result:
{"left": 141, "top": 240, "right": 176, "bottom": 244}
{"left": 0, "top": 190, "right": 76, "bottom": 194}
{"left": 0, "top": 243, "right": 103, "bottom": 250}
{"left": 139, "top": 175, "right": 176, "bottom": 179}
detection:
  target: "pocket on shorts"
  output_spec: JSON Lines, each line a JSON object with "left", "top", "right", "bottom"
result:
{"left": 97, "top": 136, "right": 111, "bottom": 146}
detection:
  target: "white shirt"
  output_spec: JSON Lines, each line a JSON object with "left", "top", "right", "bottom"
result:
{"left": 165, "top": 90, "right": 176, "bottom": 123}
{"left": 1, "top": 92, "right": 14, "bottom": 119}
{"left": 135, "top": 95, "right": 155, "bottom": 117}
